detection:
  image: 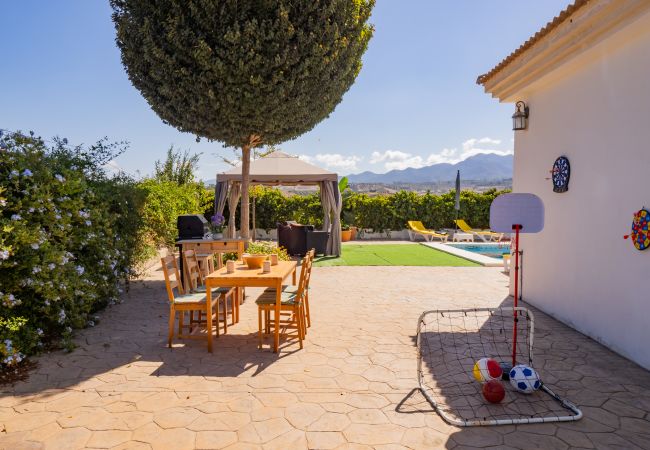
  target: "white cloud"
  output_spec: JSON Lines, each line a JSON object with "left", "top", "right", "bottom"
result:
{"left": 369, "top": 137, "right": 512, "bottom": 172}
{"left": 370, "top": 150, "right": 426, "bottom": 171}
{"left": 300, "top": 153, "right": 362, "bottom": 173}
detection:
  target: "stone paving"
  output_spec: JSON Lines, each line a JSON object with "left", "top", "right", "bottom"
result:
{"left": 1, "top": 265, "right": 650, "bottom": 449}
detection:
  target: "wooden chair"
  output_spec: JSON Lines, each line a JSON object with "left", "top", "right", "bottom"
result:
{"left": 256, "top": 254, "right": 311, "bottom": 350}
{"left": 182, "top": 243, "right": 216, "bottom": 278}
{"left": 183, "top": 250, "right": 237, "bottom": 333}
{"left": 279, "top": 249, "right": 314, "bottom": 329}
{"left": 160, "top": 255, "right": 219, "bottom": 352}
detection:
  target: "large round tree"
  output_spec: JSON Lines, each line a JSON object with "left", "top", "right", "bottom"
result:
{"left": 110, "top": 0, "right": 374, "bottom": 239}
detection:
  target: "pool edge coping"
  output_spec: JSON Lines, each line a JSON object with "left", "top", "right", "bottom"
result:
{"left": 421, "top": 242, "right": 505, "bottom": 267}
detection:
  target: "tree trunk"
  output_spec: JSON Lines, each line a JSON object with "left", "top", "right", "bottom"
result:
{"left": 240, "top": 144, "right": 251, "bottom": 240}
{"left": 252, "top": 194, "right": 256, "bottom": 241}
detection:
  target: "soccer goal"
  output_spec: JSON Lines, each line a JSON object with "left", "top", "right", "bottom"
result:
{"left": 416, "top": 307, "right": 582, "bottom": 426}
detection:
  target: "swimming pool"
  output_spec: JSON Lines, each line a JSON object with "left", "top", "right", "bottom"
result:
{"left": 446, "top": 243, "right": 511, "bottom": 259}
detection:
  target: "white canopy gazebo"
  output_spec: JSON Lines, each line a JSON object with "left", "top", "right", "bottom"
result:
{"left": 214, "top": 151, "right": 342, "bottom": 256}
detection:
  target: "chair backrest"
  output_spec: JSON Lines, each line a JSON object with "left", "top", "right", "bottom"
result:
{"left": 161, "top": 255, "right": 184, "bottom": 302}
{"left": 293, "top": 255, "right": 312, "bottom": 303}
{"left": 408, "top": 221, "right": 426, "bottom": 231}
{"left": 454, "top": 219, "right": 472, "bottom": 232}
{"left": 183, "top": 249, "right": 203, "bottom": 292}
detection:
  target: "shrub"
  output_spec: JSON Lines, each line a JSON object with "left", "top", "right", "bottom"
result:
{"left": 138, "top": 179, "right": 207, "bottom": 249}
{"left": 0, "top": 132, "right": 144, "bottom": 365}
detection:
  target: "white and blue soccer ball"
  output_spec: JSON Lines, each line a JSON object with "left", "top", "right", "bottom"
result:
{"left": 509, "top": 364, "right": 541, "bottom": 394}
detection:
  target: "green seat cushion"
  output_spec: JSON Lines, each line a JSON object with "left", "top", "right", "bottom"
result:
{"left": 193, "top": 285, "right": 233, "bottom": 295}
{"left": 255, "top": 291, "right": 299, "bottom": 306}
{"left": 173, "top": 292, "right": 207, "bottom": 304}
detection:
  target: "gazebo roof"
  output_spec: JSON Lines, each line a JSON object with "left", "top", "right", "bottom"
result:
{"left": 216, "top": 151, "right": 338, "bottom": 185}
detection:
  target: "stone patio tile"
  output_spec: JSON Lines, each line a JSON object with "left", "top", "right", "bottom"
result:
{"left": 261, "top": 429, "right": 307, "bottom": 449}
{"left": 44, "top": 391, "right": 102, "bottom": 412}
{"left": 195, "top": 401, "right": 230, "bottom": 414}
{"left": 400, "top": 427, "right": 447, "bottom": 448}
{"left": 195, "top": 430, "right": 238, "bottom": 449}
{"left": 347, "top": 408, "right": 390, "bottom": 424}
{"left": 308, "top": 412, "right": 352, "bottom": 432}
{"left": 2, "top": 411, "right": 58, "bottom": 432}
{"left": 306, "top": 431, "right": 347, "bottom": 449}
{"left": 132, "top": 423, "right": 195, "bottom": 450}
{"left": 619, "top": 417, "right": 650, "bottom": 433}
{"left": 321, "top": 402, "right": 356, "bottom": 414}
{"left": 343, "top": 423, "right": 406, "bottom": 446}
{"left": 254, "top": 392, "right": 297, "bottom": 408}
{"left": 449, "top": 428, "right": 502, "bottom": 447}
{"left": 189, "top": 412, "right": 251, "bottom": 432}
{"left": 555, "top": 428, "right": 595, "bottom": 448}
{"left": 153, "top": 406, "right": 201, "bottom": 428}
{"left": 285, "top": 403, "right": 326, "bottom": 429}
{"left": 39, "top": 426, "right": 92, "bottom": 450}
{"left": 86, "top": 430, "right": 132, "bottom": 448}
{"left": 2, "top": 266, "right": 650, "bottom": 448}
{"left": 503, "top": 432, "right": 568, "bottom": 449}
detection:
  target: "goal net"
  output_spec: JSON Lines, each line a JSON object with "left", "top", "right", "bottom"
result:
{"left": 416, "top": 307, "right": 582, "bottom": 426}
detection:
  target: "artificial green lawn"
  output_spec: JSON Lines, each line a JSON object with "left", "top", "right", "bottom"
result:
{"left": 313, "top": 244, "right": 479, "bottom": 267}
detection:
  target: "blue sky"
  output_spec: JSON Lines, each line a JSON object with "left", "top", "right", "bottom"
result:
{"left": 0, "top": 1, "right": 570, "bottom": 180}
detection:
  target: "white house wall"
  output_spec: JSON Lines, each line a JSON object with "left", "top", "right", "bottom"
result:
{"left": 513, "top": 10, "right": 650, "bottom": 370}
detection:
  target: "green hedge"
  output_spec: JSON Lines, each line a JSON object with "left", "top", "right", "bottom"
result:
{"left": 0, "top": 133, "right": 144, "bottom": 365}
{"left": 219, "top": 187, "right": 508, "bottom": 233}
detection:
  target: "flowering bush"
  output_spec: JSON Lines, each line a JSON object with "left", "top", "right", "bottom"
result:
{"left": 0, "top": 132, "right": 144, "bottom": 367}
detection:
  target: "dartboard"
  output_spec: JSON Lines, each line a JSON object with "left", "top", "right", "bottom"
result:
{"left": 630, "top": 208, "right": 650, "bottom": 251}
{"left": 552, "top": 156, "right": 570, "bottom": 193}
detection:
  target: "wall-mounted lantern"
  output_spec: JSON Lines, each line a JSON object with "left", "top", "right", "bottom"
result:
{"left": 512, "top": 101, "right": 529, "bottom": 131}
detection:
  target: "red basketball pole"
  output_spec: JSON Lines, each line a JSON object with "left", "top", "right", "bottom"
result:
{"left": 512, "top": 224, "right": 522, "bottom": 367}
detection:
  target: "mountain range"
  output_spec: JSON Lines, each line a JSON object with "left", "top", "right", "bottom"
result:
{"left": 347, "top": 153, "right": 512, "bottom": 184}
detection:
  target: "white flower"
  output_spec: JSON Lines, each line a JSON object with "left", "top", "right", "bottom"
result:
{"left": 44, "top": 299, "right": 50, "bottom": 306}
{"left": 54, "top": 174, "right": 65, "bottom": 182}
{"left": 76, "top": 266, "right": 84, "bottom": 275}
{"left": 32, "top": 266, "right": 41, "bottom": 274}
{"left": 85, "top": 220, "right": 92, "bottom": 226}
{"left": 79, "top": 210, "right": 90, "bottom": 218}
{"left": 10, "top": 214, "right": 21, "bottom": 221}
{"left": 0, "top": 250, "right": 9, "bottom": 260}
{"left": 0, "top": 199, "right": 6, "bottom": 207}
{"left": 28, "top": 207, "right": 35, "bottom": 213}
{"left": 10, "top": 170, "right": 18, "bottom": 177}
{"left": 36, "top": 328, "right": 43, "bottom": 336}
{"left": 55, "top": 214, "right": 61, "bottom": 220}
{"left": 31, "top": 243, "right": 39, "bottom": 250}
{"left": 4, "top": 339, "right": 12, "bottom": 351}
{"left": 48, "top": 263, "right": 56, "bottom": 270}
{"left": 58, "top": 309, "right": 66, "bottom": 323}
{"left": 22, "top": 169, "right": 33, "bottom": 177}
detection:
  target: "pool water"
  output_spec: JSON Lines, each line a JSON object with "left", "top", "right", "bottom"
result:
{"left": 447, "top": 243, "right": 511, "bottom": 259}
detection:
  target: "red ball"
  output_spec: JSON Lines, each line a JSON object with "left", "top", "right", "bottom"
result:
{"left": 482, "top": 380, "right": 506, "bottom": 404}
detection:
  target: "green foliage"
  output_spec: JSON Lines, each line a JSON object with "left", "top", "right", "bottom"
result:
{"left": 205, "top": 187, "right": 509, "bottom": 233}
{"left": 0, "top": 132, "right": 145, "bottom": 365}
{"left": 154, "top": 146, "right": 202, "bottom": 185}
{"left": 138, "top": 179, "right": 208, "bottom": 248}
{"left": 245, "top": 241, "right": 290, "bottom": 261}
{"left": 111, "top": 0, "right": 375, "bottom": 147}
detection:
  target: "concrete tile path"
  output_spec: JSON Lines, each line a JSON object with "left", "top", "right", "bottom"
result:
{"left": 1, "top": 265, "right": 649, "bottom": 449}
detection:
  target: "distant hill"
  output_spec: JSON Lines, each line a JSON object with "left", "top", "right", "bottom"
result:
{"left": 348, "top": 153, "right": 512, "bottom": 183}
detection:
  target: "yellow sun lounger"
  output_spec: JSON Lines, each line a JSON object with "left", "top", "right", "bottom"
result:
{"left": 454, "top": 219, "right": 503, "bottom": 242}
{"left": 407, "top": 221, "right": 448, "bottom": 242}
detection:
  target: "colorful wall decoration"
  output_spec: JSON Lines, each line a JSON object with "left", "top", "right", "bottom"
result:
{"left": 624, "top": 208, "right": 650, "bottom": 251}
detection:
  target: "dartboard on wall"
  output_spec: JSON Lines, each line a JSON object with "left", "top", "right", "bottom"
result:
{"left": 552, "top": 156, "right": 570, "bottom": 193}
{"left": 625, "top": 208, "right": 650, "bottom": 251}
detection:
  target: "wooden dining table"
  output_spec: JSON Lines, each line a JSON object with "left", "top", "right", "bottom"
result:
{"left": 205, "top": 260, "right": 298, "bottom": 353}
